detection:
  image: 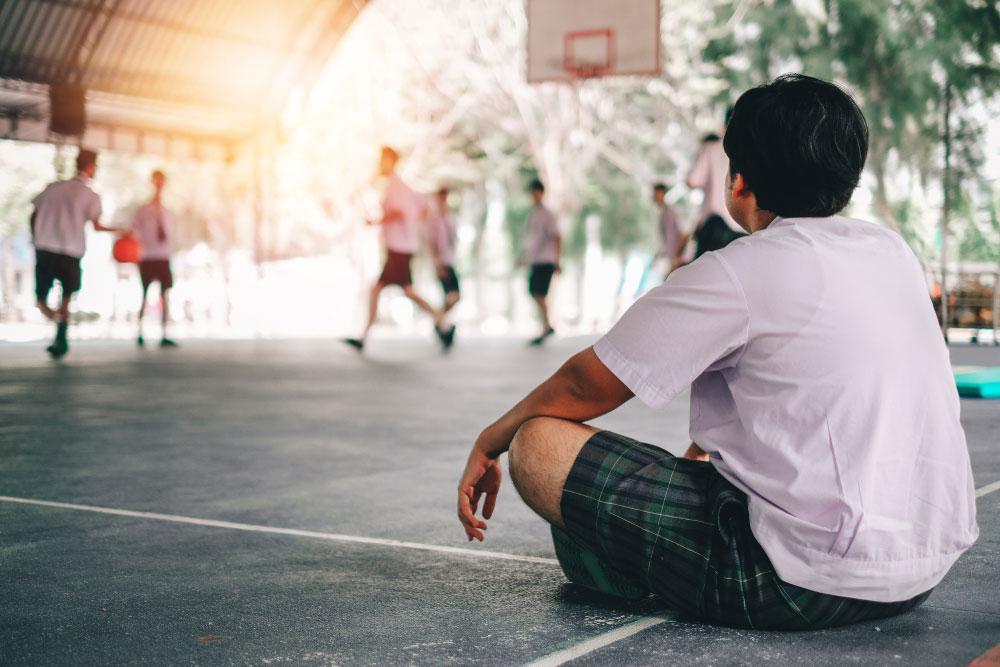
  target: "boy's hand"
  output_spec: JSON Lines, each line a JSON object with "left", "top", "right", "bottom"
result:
{"left": 682, "top": 442, "right": 709, "bottom": 462}
{"left": 457, "top": 443, "right": 502, "bottom": 542}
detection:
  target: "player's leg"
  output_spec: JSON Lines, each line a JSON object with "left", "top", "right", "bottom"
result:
{"left": 47, "top": 254, "right": 80, "bottom": 358}
{"left": 402, "top": 285, "right": 444, "bottom": 325}
{"left": 137, "top": 277, "right": 150, "bottom": 346}
{"left": 528, "top": 265, "right": 556, "bottom": 345}
{"left": 363, "top": 281, "right": 385, "bottom": 337}
{"left": 159, "top": 262, "right": 177, "bottom": 347}
{"left": 34, "top": 252, "right": 57, "bottom": 322}
{"left": 343, "top": 281, "right": 385, "bottom": 352}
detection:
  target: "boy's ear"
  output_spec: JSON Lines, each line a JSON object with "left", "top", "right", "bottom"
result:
{"left": 731, "top": 172, "right": 751, "bottom": 200}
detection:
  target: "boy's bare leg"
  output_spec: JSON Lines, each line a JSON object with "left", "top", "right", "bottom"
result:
{"left": 443, "top": 292, "right": 459, "bottom": 314}
{"left": 533, "top": 295, "right": 551, "bottom": 331}
{"left": 362, "top": 282, "right": 386, "bottom": 338}
{"left": 159, "top": 287, "right": 178, "bottom": 346}
{"left": 137, "top": 284, "right": 149, "bottom": 343}
{"left": 402, "top": 285, "right": 444, "bottom": 327}
{"left": 507, "top": 417, "right": 599, "bottom": 529}
{"left": 36, "top": 299, "right": 57, "bottom": 321}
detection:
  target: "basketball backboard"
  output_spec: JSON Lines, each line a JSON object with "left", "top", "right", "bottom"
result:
{"left": 526, "top": 0, "right": 660, "bottom": 82}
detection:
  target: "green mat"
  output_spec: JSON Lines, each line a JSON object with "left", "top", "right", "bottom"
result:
{"left": 954, "top": 367, "right": 1000, "bottom": 399}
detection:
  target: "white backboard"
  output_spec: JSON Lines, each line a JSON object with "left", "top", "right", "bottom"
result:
{"left": 526, "top": 0, "right": 660, "bottom": 82}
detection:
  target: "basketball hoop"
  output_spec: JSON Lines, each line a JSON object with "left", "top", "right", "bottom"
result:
{"left": 563, "top": 28, "right": 614, "bottom": 79}
{"left": 526, "top": 0, "right": 659, "bottom": 83}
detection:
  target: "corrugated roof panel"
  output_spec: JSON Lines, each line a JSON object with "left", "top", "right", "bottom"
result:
{"left": 0, "top": 0, "right": 370, "bottom": 145}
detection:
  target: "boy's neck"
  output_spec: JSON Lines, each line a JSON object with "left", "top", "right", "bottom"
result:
{"left": 745, "top": 210, "right": 778, "bottom": 233}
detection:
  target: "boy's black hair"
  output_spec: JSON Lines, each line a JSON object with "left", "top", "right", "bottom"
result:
{"left": 723, "top": 73, "right": 868, "bottom": 218}
{"left": 653, "top": 182, "right": 668, "bottom": 193}
{"left": 529, "top": 178, "right": 545, "bottom": 193}
{"left": 76, "top": 148, "right": 97, "bottom": 171}
{"left": 702, "top": 133, "right": 720, "bottom": 143}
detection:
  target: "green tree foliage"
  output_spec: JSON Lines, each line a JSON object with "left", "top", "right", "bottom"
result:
{"left": 705, "top": 0, "right": 1000, "bottom": 260}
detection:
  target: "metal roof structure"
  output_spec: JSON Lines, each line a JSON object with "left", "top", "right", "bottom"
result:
{"left": 0, "top": 0, "right": 369, "bottom": 157}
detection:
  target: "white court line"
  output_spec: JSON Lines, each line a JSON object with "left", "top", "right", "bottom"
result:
{"left": 524, "top": 616, "right": 668, "bottom": 667}
{"left": 976, "top": 480, "right": 1000, "bottom": 498}
{"left": 0, "top": 495, "right": 558, "bottom": 566}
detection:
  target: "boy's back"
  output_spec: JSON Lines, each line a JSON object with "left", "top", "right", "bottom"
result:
{"left": 679, "top": 215, "right": 977, "bottom": 600}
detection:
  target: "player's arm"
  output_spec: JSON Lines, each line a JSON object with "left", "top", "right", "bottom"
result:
{"left": 457, "top": 347, "right": 633, "bottom": 540}
{"left": 553, "top": 218, "right": 562, "bottom": 272}
{"left": 92, "top": 217, "right": 117, "bottom": 233}
{"left": 367, "top": 209, "right": 404, "bottom": 226}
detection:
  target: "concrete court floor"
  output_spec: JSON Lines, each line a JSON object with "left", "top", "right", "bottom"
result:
{"left": 0, "top": 336, "right": 998, "bottom": 666}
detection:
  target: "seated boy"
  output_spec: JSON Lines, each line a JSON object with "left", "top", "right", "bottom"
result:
{"left": 456, "top": 74, "right": 979, "bottom": 630}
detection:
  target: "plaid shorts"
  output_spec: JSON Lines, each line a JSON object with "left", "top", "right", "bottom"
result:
{"left": 558, "top": 430, "right": 932, "bottom": 630}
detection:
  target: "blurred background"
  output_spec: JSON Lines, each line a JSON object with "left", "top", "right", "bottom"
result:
{"left": 1, "top": 0, "right": 998, "bottom": 343}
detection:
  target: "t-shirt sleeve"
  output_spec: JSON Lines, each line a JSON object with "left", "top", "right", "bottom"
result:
{"left": 593, "top": 253, "right": 750, "bottom": 409}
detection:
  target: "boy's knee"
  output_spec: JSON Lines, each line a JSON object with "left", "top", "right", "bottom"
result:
{"left": 509, "top": 417, "right": 559, "bottom": 482}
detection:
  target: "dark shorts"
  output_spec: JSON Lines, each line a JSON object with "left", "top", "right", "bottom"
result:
{"left": 694, "top": 214, "right": 746, "bottom": 258}
{"left": 35, "top": 250, "right": 81, "bottom": 301}
{"left": 558, "top": 430, "right": 932, "bottom": 630}
{"left": 528, "top": 263, "right": 556, "bottom": 297}
{"left": 438, "top": 266, "right": 460, "bottom": 295}
{"left": 379, "top": 251, "right": 413, "bottom": 287}
{"left": 139, "top": 259, "right": 173, "bottom": 290}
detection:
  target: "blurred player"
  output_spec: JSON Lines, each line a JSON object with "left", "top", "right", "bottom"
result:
{"left": 344, "top": 147, "right": 454, "bottom": 352}
{"left": 522, "top": 179, "right": 560, "bottom": 346}
{"left": 652, "top": 182, "right": 682, "bottom": 275}
{"left": 684, "top": 109, "right": 747, "bottom": 258}
{"left": 428, "top": 186, "right": 461, "bottom": 318}
{"left": 30, "top": 148, "right": 117, "bottom": 359}
{"left": 130, "top": 169, "right": 178, "bottom": 348}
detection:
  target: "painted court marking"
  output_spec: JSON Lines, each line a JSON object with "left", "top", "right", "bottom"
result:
{"left": 3, "top": 480, "right": 998, "bottom": 667}
{"left": 0, "top": 495, "right": 558, "bottom": 566}
{"left": 975, "top": 480, "right": 1000, "bottom": 498}
{"left": 524, "top": 616, "right": 668, "bottom": 667}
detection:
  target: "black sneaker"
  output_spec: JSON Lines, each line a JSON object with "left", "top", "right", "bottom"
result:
{"left": 343, "top": 337, "right": 365, "bottom": 352}
{"left": 137, "top": 335, "right": 145, "bottom": 347}
{"left": 436, "top": 324, "right": 456, "bottom": 351}
{"left": 160, "top": 337, "right": 179, "bottom": 348}
{"left": 46, "top": 338, "right": 69, "bottom": 359}
{"left": 529, "top": 327, "right": 556, "bottom": 346}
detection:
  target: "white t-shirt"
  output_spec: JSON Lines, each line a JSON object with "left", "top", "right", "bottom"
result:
{"left": 131, "top": 202, "right": 173, "bottom": 261}
{"left": 525, "top": 205, "right": 559, "bottom": 265}
{"left": 31, "top": 175, "right": 102, "bottom": 258}
{"left": 594, "top": 215, "right": 978, "bottom": 603}
{"left": 428, "top": 209, "right": 456, "bottom": 267}
{"left": 687, "top": 141, "right": 742, "bottom": 232}
{"left": 381, "top": 174, "right": 425, "bottom": 255}
{"left": 657, "top": 202, "right": 681, "bottom": 259}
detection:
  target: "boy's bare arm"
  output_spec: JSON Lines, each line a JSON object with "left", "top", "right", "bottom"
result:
{"left": 457, "top": 347, "right": 633, "bottom": 540}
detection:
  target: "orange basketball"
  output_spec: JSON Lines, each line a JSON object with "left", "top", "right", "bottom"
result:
{"left": 113, "top": 234, "right": 143, "bottom": 264}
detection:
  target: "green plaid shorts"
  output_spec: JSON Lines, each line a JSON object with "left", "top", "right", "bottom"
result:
{"left": 557, "top": 430, "right": 932, "bottom": 630}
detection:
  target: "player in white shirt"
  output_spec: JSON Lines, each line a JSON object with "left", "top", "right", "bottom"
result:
{"left": 428, "top": 186, "right": 461, "bottom": 316}
{"left": 344, "top": 147, "right": 454, "bottom": 352}
{"left": 30, "top": 148, "right": 117, "bottom": 359}
{"left": 652, "top": 183, "right": 682, "bottom": 275}
{"left": 522, "top": 179, "right": 561, "bottom": 346}
{"left": 129, "top": 170, "right": 178, "bottom": 348}
{"left": 682, "top": 110, "right": 747, "bottom": 259}
{"left": 457, "top": 75, "right": 977, "bottom": 629}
